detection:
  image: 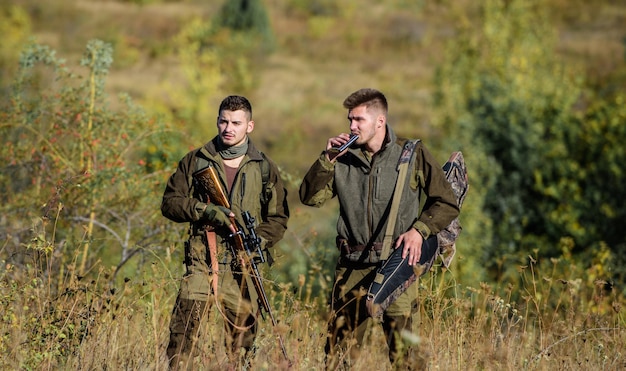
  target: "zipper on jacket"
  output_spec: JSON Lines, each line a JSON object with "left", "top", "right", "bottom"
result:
{"left": 367, "top": 159, "right": 379, "bottom": 237}
{"left": 240, "top": 172, "right": 246, "bottom": 201}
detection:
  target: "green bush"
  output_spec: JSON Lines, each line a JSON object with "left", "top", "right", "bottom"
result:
{"left": 431, "top": 0, "right": 625, "bottom": 287}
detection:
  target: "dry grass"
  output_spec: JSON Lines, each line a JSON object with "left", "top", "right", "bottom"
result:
{"left": 2, "top": 247, "right": 624, "bottom": 370}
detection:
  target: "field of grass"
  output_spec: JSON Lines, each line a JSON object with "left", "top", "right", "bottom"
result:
{"left": 1, "top": 0, "right": 626, "bottom": 369}
{"left": 2, "top": 245, "right": 624, "bottom": 370}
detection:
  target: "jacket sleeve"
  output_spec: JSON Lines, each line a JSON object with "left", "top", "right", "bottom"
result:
{"left": 299, "top": 152, "right": 336, "bottom": 207}
{"left": 161, "top": 152, "right": 204, "bottom": 223}
{"left": 412, "top": 143, "right": 460, "bottom": 239}
{"left": 256, "top": 157, "right": 289, "bottom": 248}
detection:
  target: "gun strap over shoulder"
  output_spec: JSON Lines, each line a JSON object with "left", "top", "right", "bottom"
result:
{"left": 205, "top": 229, "right": 219, "bottom": 294}
{"left": 380, "top": 139, "right": 419, "bottom": 261}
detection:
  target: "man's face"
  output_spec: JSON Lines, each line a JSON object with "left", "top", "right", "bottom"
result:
{"left": 347, "top": 105, "right": 384, "bottom": 146}
{"left": 216, "top": 109, "right": 254, "bottom": 147}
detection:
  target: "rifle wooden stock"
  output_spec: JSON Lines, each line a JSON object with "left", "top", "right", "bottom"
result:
{"left": 192, "top": 163, "right": 291, "bottom": 364}
{"left": 193, "top": 163, "right": 244, "bottom": 246}
{"left": 193, "top": 163, "right": 230, "bottom": 208}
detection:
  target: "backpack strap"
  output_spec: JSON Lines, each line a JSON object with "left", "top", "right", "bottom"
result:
{"left": 379, "top": 139, "right": 419, "bottom": 261}
{"left": 258, "top": 152, "right": 271, "bottom": 205}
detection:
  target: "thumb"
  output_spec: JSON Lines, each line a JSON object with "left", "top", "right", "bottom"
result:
{"left": 394, "top": 235, "right": 404, "bottom": 249}
{"left": 218, "top": 206, "right": 233, "bottom": 217}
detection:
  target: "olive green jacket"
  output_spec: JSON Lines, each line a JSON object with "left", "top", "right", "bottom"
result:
{"left": 299, "top": 126, "right": 458, "bottom": 262}
{"left": 161, "top": 137, "right": 289, "bottom": 250}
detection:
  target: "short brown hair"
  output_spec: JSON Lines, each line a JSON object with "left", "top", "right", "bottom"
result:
{"left": 219, "top": 95, "right": 253, "bottom": 119}
{"left": 342, "top": 88, "right": 388, "bottom": 115}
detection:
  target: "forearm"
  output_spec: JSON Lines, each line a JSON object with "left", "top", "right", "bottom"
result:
{"left": 413, "top": 199, "right": 459, "bottom": 239}
{"left": 299, "top": 153, "right": 335, "bottom": 207}
{"left": 161, "top": 158, "right": 202, "bottom": 223}
{"left": 161, "top": 190, "right": 204, "bottom": 223}
{"left": 412, "top": 145, "right": 460, "bottom": 238}
{"left": 256, "top": 214, "right": 288, "bottom": 249}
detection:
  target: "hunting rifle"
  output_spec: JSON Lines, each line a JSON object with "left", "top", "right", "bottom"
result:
{"left": 193, "top": 163, "right": 290, "bottom": 364}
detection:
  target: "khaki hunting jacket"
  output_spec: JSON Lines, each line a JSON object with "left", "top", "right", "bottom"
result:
{"left": 299, "top": 126, "right": 459, "bottom": 263}
{"left": 161, "top": 137, "right": 289, "bottom": 250}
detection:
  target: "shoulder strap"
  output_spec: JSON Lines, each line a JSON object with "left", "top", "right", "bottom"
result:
{"left": 380, "top": 139, "right": 418, "bottom": 261}
{"left": 259, "top": 152, "right": 270, "bottom": 191}
{"left": 258, "top": 152, "right": 271, "bottom": 204}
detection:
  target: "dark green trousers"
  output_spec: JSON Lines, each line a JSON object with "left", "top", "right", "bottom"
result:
{"left": 324, "top": 261, "right": 418, "bottom": 368}
{"left": 167, "top": 237, "right": 259, "bottom": 370}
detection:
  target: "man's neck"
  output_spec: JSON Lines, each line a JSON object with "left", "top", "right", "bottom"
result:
{"left": 222, "top": 156, "right": 244, "bottom": 169}
{"left": 364, "top": 131, "right": 387, "bottom": 156}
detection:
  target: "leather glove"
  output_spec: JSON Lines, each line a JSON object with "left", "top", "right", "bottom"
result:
{"left": 202, "top": 204, "right": 233, "bottom": 228}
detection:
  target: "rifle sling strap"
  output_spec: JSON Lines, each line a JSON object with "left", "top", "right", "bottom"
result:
{"left": 380, "top": 140, "right": 418, "bottom": 261}
{"left": 205, "top": 229, "right": 219, "bottom": 295}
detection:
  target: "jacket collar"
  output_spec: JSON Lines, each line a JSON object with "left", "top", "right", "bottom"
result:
{"left": 343, "top": 125, "right": 397, "bottom": 169}
{"left": 382, "top": 125, "right": 396, "bottom": 151}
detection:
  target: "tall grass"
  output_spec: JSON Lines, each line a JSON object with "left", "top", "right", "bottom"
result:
{"left": 2, "top": 222, "right": 624, "bottom": 370}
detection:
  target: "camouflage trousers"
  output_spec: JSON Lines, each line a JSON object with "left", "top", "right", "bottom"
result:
{"left": 166, "top": 235, "right": 259, "bottom": 370}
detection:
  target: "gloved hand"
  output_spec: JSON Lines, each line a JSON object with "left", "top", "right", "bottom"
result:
{"left": 202, "top": 203, "right": 233, "bottom": 228}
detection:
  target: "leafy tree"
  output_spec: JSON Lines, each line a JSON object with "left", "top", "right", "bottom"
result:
{"left": 435, "top": 0, "right": 626, "bottom": 290}
{"left": 0, "top": 39, "right": 184, "bottom": 368}
{"left": 212, "top": 0, "right": 275, "bottom": 92}
{"left": 434, "top": 0, "right": 586, "bottom": 282}
{"left": 0, "top": 39, "right": 176, "bottom": 285}
{"left": 217, "top": 0, "right": 274, "bottom": 47}
{"left": 152, "top": 18, "right": 223, "bottom": 142}
{"left": 565, "top": 93, "right": 626, "bottom": 286}
{"left": 0, "top": 5, "right": 30, "bottom": 95}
